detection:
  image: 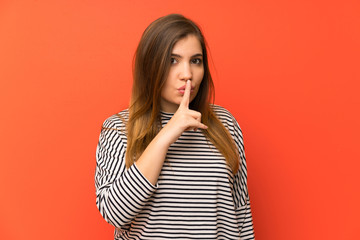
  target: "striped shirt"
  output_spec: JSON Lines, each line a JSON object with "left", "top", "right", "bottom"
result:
{"left": 95, "top": 105, "right": 255, "bottom": 239}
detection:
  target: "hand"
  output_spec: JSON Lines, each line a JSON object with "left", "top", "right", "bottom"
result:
{"left": 135, "top": 80, "right": 208, "bottom": 184}
{"left": 160, "top": 80, "right": 208, "bottom": 146}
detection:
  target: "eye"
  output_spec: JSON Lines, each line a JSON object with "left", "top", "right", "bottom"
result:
{"left": 191, "top": 58, "right": 202, "bottom": 65}
{"left": 170, "top": 57, "right": 178, "bottom": 64}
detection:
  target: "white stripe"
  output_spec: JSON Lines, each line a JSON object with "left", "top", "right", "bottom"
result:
{"left": 95, "top": 105, "right": 255, "bottom": 239}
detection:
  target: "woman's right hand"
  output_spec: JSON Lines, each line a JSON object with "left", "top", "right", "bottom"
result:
{"left": 160, "top": 80, "right": 208, "bottom": 147}
{"left": 135, "top": 80, "right": 208, "bottom": 185}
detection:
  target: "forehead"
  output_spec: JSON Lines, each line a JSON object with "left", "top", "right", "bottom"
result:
{"left": 171, "top": 35, "right": 202, "bottom": 55}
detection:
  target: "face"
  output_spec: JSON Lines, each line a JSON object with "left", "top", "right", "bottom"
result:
{"left": 160, "top": 34, "right": 204, "bottom": 113}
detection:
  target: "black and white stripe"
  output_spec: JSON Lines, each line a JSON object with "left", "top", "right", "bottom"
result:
{"left": 95, "top": 105, "right": 255, "bottom": 239}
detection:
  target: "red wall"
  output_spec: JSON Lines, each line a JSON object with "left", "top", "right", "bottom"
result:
{"left": 1, "top": 0, "right": 359, "bottom": 239}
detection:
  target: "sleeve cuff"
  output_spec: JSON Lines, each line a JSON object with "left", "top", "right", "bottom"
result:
{"left": 132, "top": 162, "right": 159, "bottom": 189}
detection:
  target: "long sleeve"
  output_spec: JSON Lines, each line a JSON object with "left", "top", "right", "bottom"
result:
{"left": 231, "top": 113, "right": 255, "bottom": 239}
{"left": 95, "top": 113, "right": 158, "bottom": 230}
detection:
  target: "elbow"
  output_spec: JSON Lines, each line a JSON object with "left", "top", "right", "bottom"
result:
{"left": 96, "top": 190, "right": 131, "bottom": 230}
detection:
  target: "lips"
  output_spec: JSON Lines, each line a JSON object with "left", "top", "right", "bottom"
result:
{"left": 178, "top": 85, "right": 195, "bottom": 91}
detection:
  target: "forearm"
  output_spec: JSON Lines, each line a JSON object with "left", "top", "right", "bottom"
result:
{"left": 136, "top": 80, "right": 207, "bottom": 185}
{"left": 95, "top": 116, "right": 159, "bottom": 229}
{"left": 135, "top": 126, "right": 172, "bottom": 185}
{"left": 96, "top": 128, "right": 171, "bottom": 227}
{"left": 96, "top": 163, "right": 157, "bottom": 229}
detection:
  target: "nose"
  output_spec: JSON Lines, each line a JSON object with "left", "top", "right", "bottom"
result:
{"left": 179, "top": 62, "right": 192, "bottom": 81}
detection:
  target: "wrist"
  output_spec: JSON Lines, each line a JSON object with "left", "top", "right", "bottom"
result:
{"left": 155, "top": 125, "right": 178, "bottom": 148}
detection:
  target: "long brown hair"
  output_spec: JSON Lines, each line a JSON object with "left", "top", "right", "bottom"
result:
{"left": 126, "top": 14, "right": 239, "bottom": 174}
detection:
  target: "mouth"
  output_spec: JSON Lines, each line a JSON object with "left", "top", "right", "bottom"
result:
{"left": 178, "top": 85, "right": 195, "bottom": 91}
{"left": 178, "top": 89, "right": 194, "bottom": 94}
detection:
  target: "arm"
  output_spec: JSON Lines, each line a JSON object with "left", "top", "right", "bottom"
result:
{"left": 230, "top": 113, "right": 255, "bottom": 239}
{"left": 95, "top": 116, "right": 157, "bottom": 230}
{"left": 95, "top": 80, "right": 207, "bottom": 229}
{"left": 134, "top": 79, "right": 207, "bottom": 185}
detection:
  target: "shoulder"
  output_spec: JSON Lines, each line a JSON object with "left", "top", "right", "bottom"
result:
{"left": 211, "top": 104, "right": 238, "bottom": 125}
{"left": 101, "top": 109, "right": 129, "bottom": 132}
{"left": 210, "top": 104, "right": 243, "bottom": 137}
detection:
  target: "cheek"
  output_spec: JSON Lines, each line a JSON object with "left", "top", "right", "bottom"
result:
{"left": 192, "top": 65, "right": 203, "bottom": 79}
{"left": 161, "top": 74, "right": 173, "bottom": 95}
{"left": 195, "top": 69, "right": 204, "bottom": 84}
{"left": 191, "top": 69, "right": 204, "bottom": 99}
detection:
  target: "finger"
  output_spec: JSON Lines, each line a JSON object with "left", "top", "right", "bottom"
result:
{"left": 188, "top": 110, "right": 201, "bottom": 119}
{"left": 196, "top": 122, "right": 208, "bottom": 130}
{"left": 189, "top": 119, "right": 208, "bottom": 130}
{"left": 186, "top": 125, "right": 207, "bottom": 132}
{"left": 180, "top": 80, "right": 191, "bottom": 108}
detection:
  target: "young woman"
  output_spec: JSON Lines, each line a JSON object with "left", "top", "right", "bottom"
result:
{"left": 95, "top": 14, "right": 255, "bottom": 239}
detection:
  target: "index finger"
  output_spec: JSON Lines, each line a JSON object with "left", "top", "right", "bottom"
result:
{"left": 180, "top": 80, "right": 191, "bottom": 108}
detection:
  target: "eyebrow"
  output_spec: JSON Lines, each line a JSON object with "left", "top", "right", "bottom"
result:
{"left": 171, "top": 53, "right": 203, "bottom": 58}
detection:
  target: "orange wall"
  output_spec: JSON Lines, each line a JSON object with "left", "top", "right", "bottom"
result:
{"left": 1, "top": 0, "right": 359, "bottom": 239}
